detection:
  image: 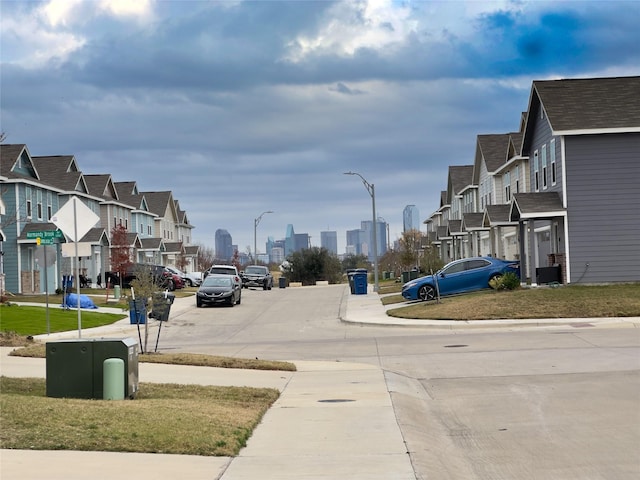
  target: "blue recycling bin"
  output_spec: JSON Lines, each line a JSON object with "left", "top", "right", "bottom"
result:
{"left": 129, "top": 299, "right": 147, "bottom": 325}
{"left": 353, "top": 270, "right": 368, "bottom": 295}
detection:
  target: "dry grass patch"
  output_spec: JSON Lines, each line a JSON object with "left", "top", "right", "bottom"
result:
{"left": 6, "top": 344, "right": 296, "bottom": 371}
{"left": 386, "top": 284, "right": 640, "bottom": 320}
{"left": 1, "top": 377, "right": 278, "bottom": 456}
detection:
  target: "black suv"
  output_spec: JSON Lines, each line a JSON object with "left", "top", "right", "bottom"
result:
{"left": 240, "top": 265, "right": 273, "bottom": 290}
{"left": 121, "top": 264, "right": 178, "bottom": 291}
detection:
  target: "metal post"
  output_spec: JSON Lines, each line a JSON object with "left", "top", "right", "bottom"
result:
{"left": 254, "top": 211, "right": 273, "bottom": 264}
{"left": 344, "top": 172, "right": 379, "bottom": 293}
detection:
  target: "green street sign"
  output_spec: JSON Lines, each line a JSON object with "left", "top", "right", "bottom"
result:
{"left": 37, "top": 238, "right": 56, "bottom": 245}
{"left": 26, "top": 229, "right": 64, "bottom": 240}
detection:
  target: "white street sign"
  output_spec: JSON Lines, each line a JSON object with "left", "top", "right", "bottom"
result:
{"left": 51, "top": 196, "right": 100, "bottom": 242}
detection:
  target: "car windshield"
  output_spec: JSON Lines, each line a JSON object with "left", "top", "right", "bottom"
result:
{"left": 203, "top": 276, "right": 232, "bottom": 287}
{"left": 246, "top": 266, "right": 266, "bottom": 274}
{"left": 209, "top": 268, "right": 235, "bottom": 275}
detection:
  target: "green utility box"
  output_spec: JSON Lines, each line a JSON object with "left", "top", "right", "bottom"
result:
{"left": 46, "top": 338, "right": 139, "bottom": 399}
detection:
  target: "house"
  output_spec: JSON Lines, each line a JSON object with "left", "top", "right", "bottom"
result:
{"left": 512, "top": 76, "right": 640, "bottom": 284}
{"left": 0, "top": 143, "right": 199, "bottom": 294}
{"left": 423, "top": 75, "right": 640, "bottom": 285}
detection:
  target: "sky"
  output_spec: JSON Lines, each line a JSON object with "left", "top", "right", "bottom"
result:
{"left": 2, "top": 0, "right": 640, "bottom": 256}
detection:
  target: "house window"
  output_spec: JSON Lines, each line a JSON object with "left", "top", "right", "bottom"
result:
{"left": 550, "top": 139, "right": 557, "bottom": 185}
{"left": 515, "top": 164, "right": 520, "bottom": 193}
{"left": 148, "top": 225, "right": 152, "bottom": 235}
{"left": 25, "top": 187, "right": 32, "bottom": 218}
{"left": 47, "top": 192, "right": 53, "bottom": 220}
{"left": 504, "top": 171, "right": 511, "bottom": 201}
{"left": 37, "top": 190, "right": 43, "bottom": 220}
{"left": 125, "top": 218, "right": 128, "bottom": 229}
{"left": 533, "top": 150, "right": 540, "bottom": 191}
{"left": 542, "top": 144, "right": 548, "bottom": 189}
{"left": 140, "top": 223, "right": 143, "bottom": 233}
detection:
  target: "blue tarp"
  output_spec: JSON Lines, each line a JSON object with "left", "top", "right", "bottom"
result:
{"left": 62, "top": 293, "right": 99, "bottom": 309}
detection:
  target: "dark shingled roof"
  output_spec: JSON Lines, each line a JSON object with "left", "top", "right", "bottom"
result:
{"left": 31, "top": 156, "right": 84, "bottom": 192}
{"left": 0, "top": 144, "right": 28, "bottom": 178}
{"left": 448, "top": 219, "right": 464, "bottom": 235}
{"left": 462, "top": 212, "right": 486, "bottom": 230}
{"left": 83, "top": 174, "right": 117, "bottom": 200}
{"left": 533, "top": 76, "right": 640, "bottom": 132}
{"left": 143, "top": 191, "right": 175, "bottom": 218}
{"left": 141, "top": 237, "right": 163, "bottom": 250}
{"left": 483, "top": 204, "right": 514, "bottom": 227}
{"left": 510, "top": 192, "right": 565, "bottom": 221}
{"left": 477, "top": 134, "right": 511, "bottom": 172}
{"left": 448, "top": 165, "right": 474, "bottom": 199}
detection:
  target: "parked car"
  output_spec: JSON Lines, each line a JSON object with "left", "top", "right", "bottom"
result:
{"left": 203, "top": 264, "right": 242, "bottom": 287}
{"left": 401, "top": 257, "right": 520, "bottom": 302}
{"left": 121, "top": 264, "right": 183, "bottom": 291}
{"left": 240, "top": 265, "right": 273, "bottom": 290}
{"left": 196, "top": 274, "right": 241, "bottom": 307}
{"left": 165, "top": 266, "right": 201, "bottom": 287}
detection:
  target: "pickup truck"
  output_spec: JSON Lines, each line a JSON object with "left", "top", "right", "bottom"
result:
{"left": 240, "top": 265, "right": 273, "bottom": 290}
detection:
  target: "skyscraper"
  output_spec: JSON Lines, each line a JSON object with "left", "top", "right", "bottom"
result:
{"left": 321, "top": 231, "right": 338, "bottom": 255}
{"left": 403, "top": 205, "right": 420, "bottom": 232}
{"left": 215, "top": 229, "right": 233, "bottom": 261}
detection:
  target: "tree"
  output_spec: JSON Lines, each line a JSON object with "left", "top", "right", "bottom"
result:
{"left": 341, "top": 254, "right": 369, "bottom": 271}
{"left": 284, "top": 247, "right": 342, "bottom": 285}
{"left": 175, "top": 252, "right": 189, "bottom": 271}
{"left": 398, "top": 229, "right": 422, "bottom": 271}
{"left": 110, "top": 224, "right": 132, "bottom": 287}
{"left": 196, "top": 243, "right": 215, "bottom": 271}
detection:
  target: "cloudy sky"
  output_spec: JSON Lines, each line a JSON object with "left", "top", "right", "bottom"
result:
{"left": 2, "top": 0, "right": 639, "bottom": 255}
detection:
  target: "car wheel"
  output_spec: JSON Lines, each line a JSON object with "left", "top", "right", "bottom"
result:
{"left": 489, "top": 274, "right": 502, "bottom": 289}
{"left": 418, "top": 285, "right": 436, "bottom": 301}
{"left": 263, "top": 282, "right": 268, "bottom": 290}
{"left": 186, "top": 279, "right": 193, "bottom": 287}
{"left": 196, "top": 298, "right": 202, "bottom": 308}
{"left": 236, "top": 293, "right": 241, "bottom": 305}
{"left": 228, "top": 296, "right": 235, "bottom": 307}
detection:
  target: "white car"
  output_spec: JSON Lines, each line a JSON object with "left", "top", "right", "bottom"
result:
{"left": 165, "top": 266, "right": 202, "bottom": 287}
{"left": 204, "top": 264, "right": 242, "bottom": 287}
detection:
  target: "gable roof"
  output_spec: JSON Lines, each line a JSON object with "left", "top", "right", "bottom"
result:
{"left": 483, "top": 204, "right": 514, "bottom": 227}
{"left": 31, "top": 155, "right": 86, "bottom": 192}
{"left": 83, "top": 174, "right": 118, "bottom": 201}
{"left": 476, "top": 134, "right": 511, "bottom": 174}
{"left": 447, "top": 165, "right": 474, "bottom": 200}
{"left": 1, "top": 144, "right": 39, "bottom": 181}
{"left": 142, "top": 191, "right": 177, "bottom": 219}
{"left": 462, "top": 212, "right": 486, "bottom": 231}
{"left": 529, "top": 76, "right": 640, "bottom": 135}
{"left": 510, "top": 192, "right": 566, "bottom": 221}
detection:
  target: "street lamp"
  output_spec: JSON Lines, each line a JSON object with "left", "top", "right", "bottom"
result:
{"left": 254, "top": 210, "right": 273, "bottom": 264}
{"left": 344, "top": 171, "right": 379, "bottom": 292}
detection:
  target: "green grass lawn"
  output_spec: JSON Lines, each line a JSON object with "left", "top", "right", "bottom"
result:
{"left": 0, "top": 304, "right": 126, "bottom": 336}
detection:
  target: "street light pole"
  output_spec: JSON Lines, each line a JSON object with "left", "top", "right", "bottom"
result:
{"left": 254, "top": 210, "right": 273, "bottom": 264}
{"left": 344, "top": 171, "right": 379, "bottom": 293}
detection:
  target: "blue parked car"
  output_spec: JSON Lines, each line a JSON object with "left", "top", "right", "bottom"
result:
{"left": 401, "top": 257, "right": 520, "bottom": 302}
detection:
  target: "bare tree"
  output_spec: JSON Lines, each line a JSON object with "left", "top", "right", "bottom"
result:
{"left": 195, "top": 243, "right": 215, "bottom": 271}
{"left": 110, "top": 224, "right": 132, "bottom": 287}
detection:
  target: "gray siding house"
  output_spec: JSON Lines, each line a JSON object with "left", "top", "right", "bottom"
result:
{"left": 512, "top": 76, "right": 640, "bottom": 284}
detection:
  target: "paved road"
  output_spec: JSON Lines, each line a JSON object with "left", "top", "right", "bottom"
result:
{"left": 159, "top": 285, "right": 640, "bottom": 479}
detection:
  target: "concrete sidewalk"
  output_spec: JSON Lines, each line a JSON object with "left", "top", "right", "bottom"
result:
{"left": 0, "top": 288, "right": 416, "bottom": 480}
{"left": 2, "top": 285, "right": 638, "bottom": 480}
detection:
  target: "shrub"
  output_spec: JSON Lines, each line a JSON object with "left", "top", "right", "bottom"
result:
{"left": 489, "top": 272, "right": 521, "bottom": 291}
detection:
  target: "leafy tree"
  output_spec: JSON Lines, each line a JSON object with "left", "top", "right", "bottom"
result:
{"left": 285, "top": 247, "right": 342, "bottom": 285}
{"left": 379, "top": 249, "right": 401, "bottom": 278}
{"left": 398, "top": 229, "right": 422, "bottom": 271}
{"left": 341, "top": 254, "right": 370, "bottom": 271}
{"left": 110, "top": 224, "right": 132, "bottom": 287}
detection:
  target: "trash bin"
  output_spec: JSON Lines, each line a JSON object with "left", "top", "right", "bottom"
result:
{"left": 129, "top": 299, "right": 147, "bottom": 325}
{"left": 114, "top": 285, "right": 121, "bottom": 299}
{"left": 353, "top": 270, "right": 368, "bottom": 295}
{"left": 279, "top": 277, "right": 287, "bottom": 288}
{"left": 149, "top": 292, "right": 175, "bottom": 321}
{"left": 347, "top": 269, "right": 356, "bottom": 293}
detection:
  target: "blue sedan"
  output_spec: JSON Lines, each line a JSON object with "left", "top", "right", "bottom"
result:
{"left": 401, "top": 257, "right": 520, "bottom": 302}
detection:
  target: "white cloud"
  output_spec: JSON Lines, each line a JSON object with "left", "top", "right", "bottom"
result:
{"left": 285, "top": 0, "right": 417, "bottom": 61}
